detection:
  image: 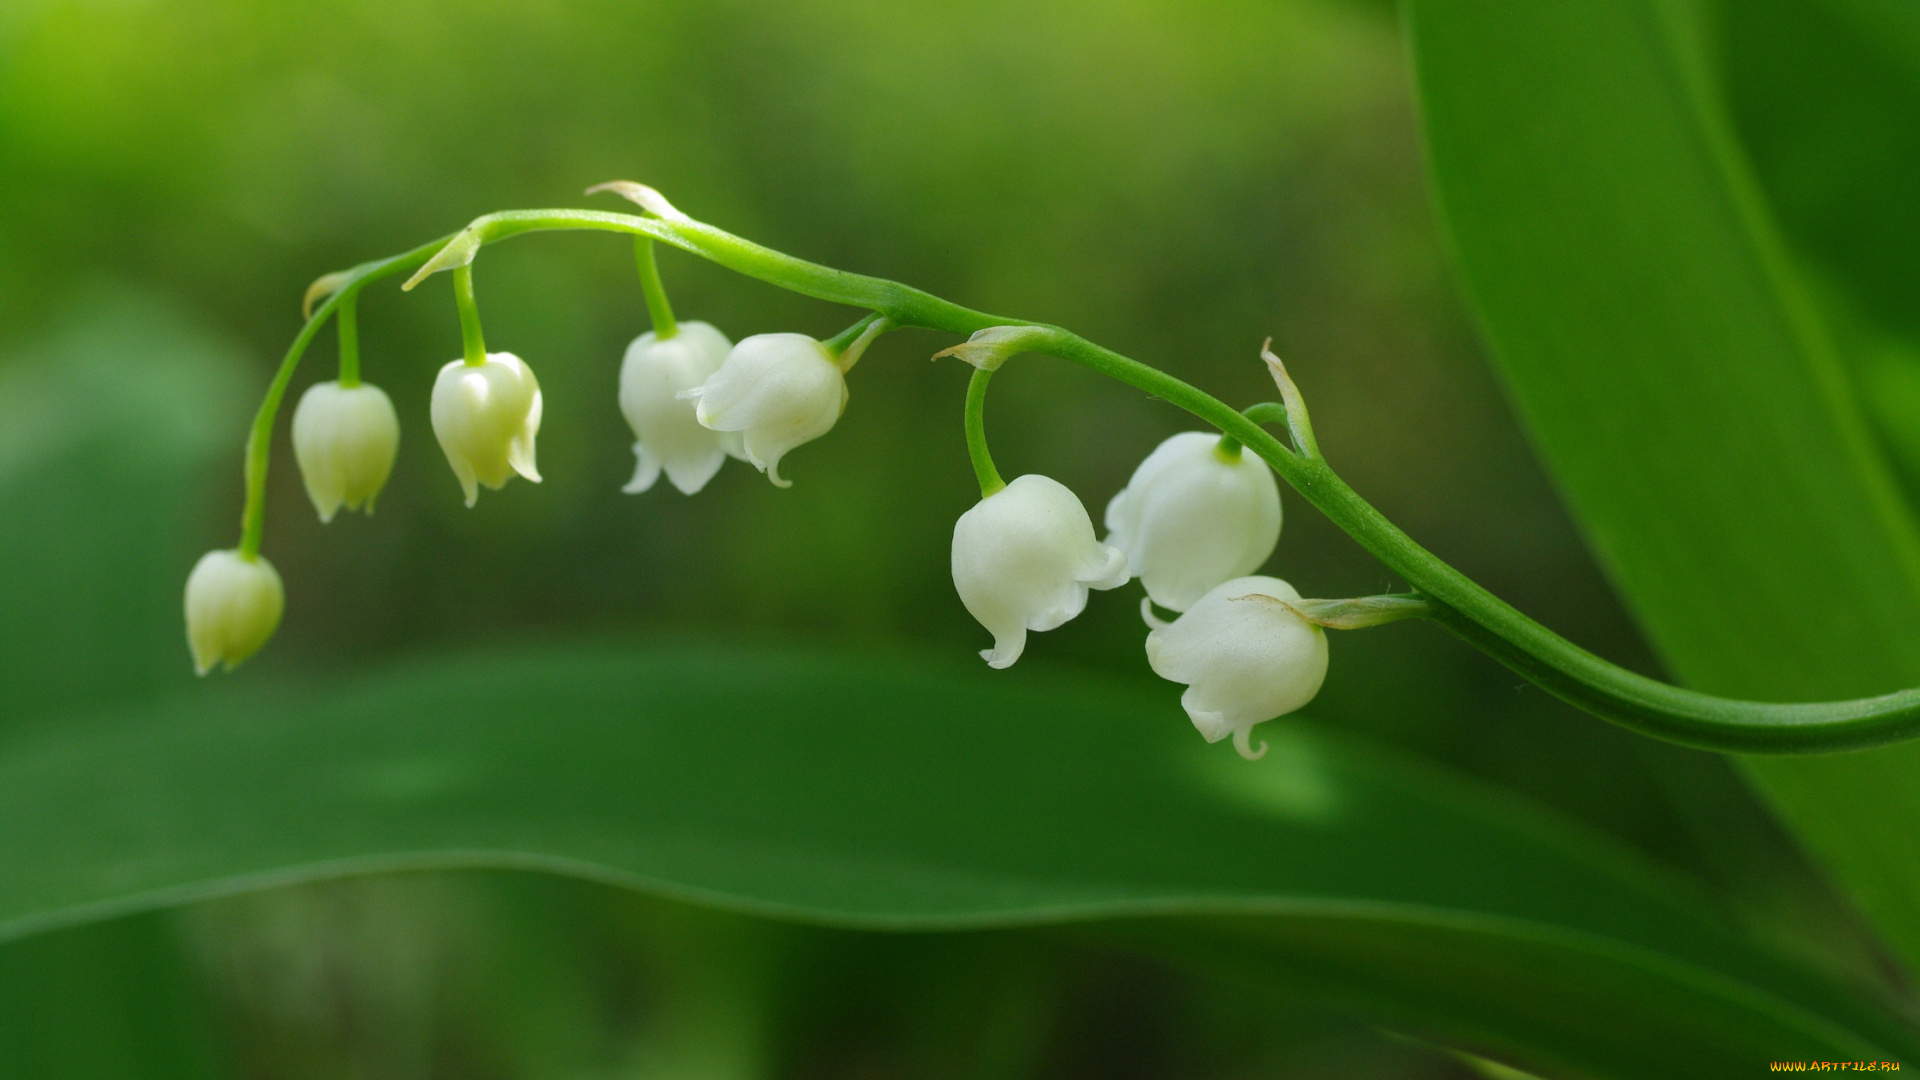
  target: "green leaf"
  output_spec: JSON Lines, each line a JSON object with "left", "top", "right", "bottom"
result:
{"left": 0, "top": 645, "right": 1911, "bottom": 1076}
{"left": 1722, "top": 0, "right": 1920, "bottom": 342}
{"left": 0, "top": 289, "right": 251, "bottom": 724}
{"left": 0, "top": 913, "right": 228, "bottom": 1080}
{"left": 0, "top": 292, "right": 254, "bottom": 1080}
{"left": 1405, "top": 0, "right": 1920, "bottom": 968}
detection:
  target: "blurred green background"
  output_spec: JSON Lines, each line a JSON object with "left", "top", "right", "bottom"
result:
{"left": 0, "top": 0, "right": 1901, "bottom": 1075}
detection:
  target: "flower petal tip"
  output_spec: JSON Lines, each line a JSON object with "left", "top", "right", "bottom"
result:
{"left": 982, "top": 648, "right": 1019, "bottom": 670}
{"left": 1233, "top": 727, "right": 1269, "bottom": 761}
{"left": 1140, "top": 597, "right": 1170, "bottom": 631}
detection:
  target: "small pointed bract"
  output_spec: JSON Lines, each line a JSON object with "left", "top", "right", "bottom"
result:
{"left": 430, "top": 352, "right": 542, "bottom": 507}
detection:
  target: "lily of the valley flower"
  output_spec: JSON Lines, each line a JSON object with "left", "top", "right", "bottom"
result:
{"left": 430, "top": 351, "right": 542, "bottom": 507}
{"left": 184, "top": 549, "right": 285, "bottom": 675}
{"left": 683, "top": 333, "right": 845, "bottom": 488}
{"left": 619, "top": 321, "right": 746, "bottom": 495}
{"left": 1144, "top": 575, "right": 1328, "bottom": 760}
{"left": 1106, "top": 432, "right": 1280, "bottom": 612}
{"left": 952, "top": 474, "right": 1129, "bottom": 668}
{"left": 291, "top": 381, "right": 401, "bottom": 522}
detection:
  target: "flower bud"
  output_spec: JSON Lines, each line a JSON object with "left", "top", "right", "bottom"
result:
{"left": 683, "top": 332, "right": 845, "bottom": 488}
{"left": 291, "top": 381, "right": 401, "bottom": 522}
{"left": 619, "top": 321, "right": 746, "bottom": 495}
{"left": 184, "top": 549, "right": 284, "bottom": 675}
{"left": 1144, "top": 575, "right": 1328, "bottom": 760}
{"left": 430, "top": 352, "right": 542, "bottom": 507}
{"left": 952, "top": 474, "right": 1130, "bottom": 668}
{"left": 1105, "top": 432, "right": 1280, "bottom": 612}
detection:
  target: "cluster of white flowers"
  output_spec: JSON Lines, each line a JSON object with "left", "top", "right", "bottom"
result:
{"left": 186, "top": 293, "right": 1327, "bottom": 759}
{"left": 185, "top": 322, "right": 857, "bottom": 674}
{"left": 951, "top": 429, "right": 1324, "bottom": 758}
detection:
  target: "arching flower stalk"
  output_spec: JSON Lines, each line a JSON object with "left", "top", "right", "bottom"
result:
{"left": 184, "top": 183, "right": 1920, "bottom": 759}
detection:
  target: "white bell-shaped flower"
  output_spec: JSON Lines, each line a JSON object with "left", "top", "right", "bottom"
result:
{"left": 618, "top": 321, "right": 746, "bottom": 495}
{"left": 430, "top": 351, "right": 542, "bottom": 507}
{"left": 952, "top": 474, "right": 1130, "bottom": 669}
{"left": 184, "top": 549, "right": 284, "bottom": 675}
{"left": 291, "top": 381, "right": 401, "bottom": 522}
{"left": 1106, "top": 432, "right": 1281, "bottom": 612}
{"left": 683, "top": 332, "right": 845, "bottom": 488}
{"left": 1144, "top": 575, "right": 1328, "bottom": 760}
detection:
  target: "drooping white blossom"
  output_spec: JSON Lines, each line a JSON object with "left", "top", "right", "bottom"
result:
{"left": 952, "top": 474, "right": 1129, "bottom": 669}
{"left": 683, "top": 333, "right": 845, "bottom": 488}
{"left": 430, "top": 351, "right": 543, "bottom": 507}
{"left": 291, "top": 381, "right": 401, "bottom": 522}
{"left": 1105, "top": 432, "right": 1280, "bottom": 612}
{"left": 184, "top": 549, "right": 284, "bottom": 675}
{"left": 1144, "top": 575, "right": 1328, "bottom": 760}
{"left": 618, "top": 321, "right": 747, "bottom": 495}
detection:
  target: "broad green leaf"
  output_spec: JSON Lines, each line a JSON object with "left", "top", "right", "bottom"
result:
{"left": 0, "top": 289, "right": 251, "bottom": 723}
{"left": 0, "top": 293, "right": 251, "bottom": 1080}
{"left": 1722, "top": 0, "right": 1920, "bottom": 344}
{"left": 1721, "top": 0, "right": 1920, "bottom": 505}
{"left": 1405, "top": 0, "right": 1920, "bottom": 969}
{"left": 0, "top": 645, "right": 1912, "bottom": 1077}
{"left": 0, "top": 912, "right": 227, "bottom": 1079}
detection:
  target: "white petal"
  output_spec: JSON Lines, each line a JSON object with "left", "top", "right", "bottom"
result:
{"left": 1105, "top": 432, "right": 1280, "bottom": 611}
{"left": 431, "top": 352, "right": 542, "bottom": 505}
{"left": 692, "top": 333, "right": 845, "bottom": 486}
{"left": 624, "top": 443, "right": 663, "bottom": 494}
{"left": 619, "top": 322, "right": 736, "bottom": 495}
{"left": 661, "top": 446, "right": 728, "bottom": 495}
{"left": 1078, "top": 542, "right": 1130, "bottom": 591}
{"left": 291, "top": 381, "right": 400, "bottom": 522}
{"left": 981, "top": 627, "right": 1029, "bottom": 670}
{"left": 183, "top": 550, "right": 284, "bottom": 675}
{"left": 952, "top": 474, "right": 1128, "bottom": 667}
{"left": 1146, "top": 575, "right": 1326, "bottom": 744}
{"left": 509, "top": 383, "right": 542, "bottom": 482}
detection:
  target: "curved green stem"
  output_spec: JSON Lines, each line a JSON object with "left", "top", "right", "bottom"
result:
{"left": 634, "top": 236, "right": 677, "bottom": 339}
{"left": 965, "top": 367, "right": 1005, "bottom": 498}
{"left": 236, "top": 235, "right": 452, "bottom": 561}
{"left": 282, "top": 203, "right": 1920, "bottom": 754}
{"left": 453, "top": 263, "right": 487, "bottom": 367}
{"left": 824, "top": 311, "right": 886, "bottom": 358}
{"left": 335, "top": 291, "right": 361, "bottom": 388}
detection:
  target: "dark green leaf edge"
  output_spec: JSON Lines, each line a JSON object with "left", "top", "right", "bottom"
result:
{"left": 6, "top": 853, "right": 1908, "bottom": 1065}
{"left": 1402, "top": 0, "right": 1920, "bottom": 972}
{"left": 0, "top": 643, "right": 1914, "bottom": 1068}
